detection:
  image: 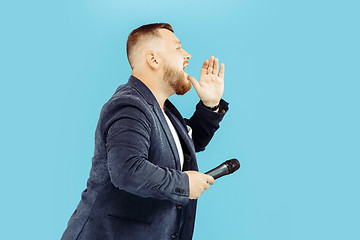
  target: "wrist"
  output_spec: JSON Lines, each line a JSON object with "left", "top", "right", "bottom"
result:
{"left": 201, "top": 100, "right": 220, "bottom": 109}
{"left": 202, "top": 103, "right": 219, "bottom": 112}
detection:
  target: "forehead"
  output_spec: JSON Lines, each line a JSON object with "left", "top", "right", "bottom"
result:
{"left": 158, "top": 29, "right": 181, "bottom": 46}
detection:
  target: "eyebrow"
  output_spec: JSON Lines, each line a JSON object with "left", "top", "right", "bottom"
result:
{"left": 174, "top": 40, "right": 182, "bottom": 45}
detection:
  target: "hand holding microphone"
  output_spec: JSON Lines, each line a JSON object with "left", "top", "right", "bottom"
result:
{"left": 185, "top": 159, "right": 240, "bottom": 199}
{"left": 184, "top": 171, "right": 215, "bottom": 200}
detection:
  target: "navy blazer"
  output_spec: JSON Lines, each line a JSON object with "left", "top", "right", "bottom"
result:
{"left": 61, "top": 76, "right": 229, "bottom": 240}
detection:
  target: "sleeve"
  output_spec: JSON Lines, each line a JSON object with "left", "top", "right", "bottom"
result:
{"left": 185, "top": 99, "right": 229, "bottom": 152}
{"left": 105, "top": 105, "right": 190, "bottom": 205}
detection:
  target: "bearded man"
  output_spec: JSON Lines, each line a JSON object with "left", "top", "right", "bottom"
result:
{"left": 61, "top": 23, "right": 229, "bottom": 240}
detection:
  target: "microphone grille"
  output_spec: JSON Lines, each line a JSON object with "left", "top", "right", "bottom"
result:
{"left": 226, "top": 159, "right": 240, "bottom": 173}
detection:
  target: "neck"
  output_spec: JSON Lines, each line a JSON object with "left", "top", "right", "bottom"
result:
{"left": 132, "top": 70, "right": 173, "bottom": 110}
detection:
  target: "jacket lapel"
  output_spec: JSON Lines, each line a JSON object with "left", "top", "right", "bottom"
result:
{"left": 152, "top": 105, "right": 181, "bottom": 170}
{"left": 165, "top": 108, "right": 198, "bottom": 171}
{"left": 164, "top": 109, "right": 195, "bottom": 156}
{"left": 126, "top": 76, "right": 192, "bottom": 171}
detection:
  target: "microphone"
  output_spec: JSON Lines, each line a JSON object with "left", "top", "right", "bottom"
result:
{"left": 205, "top": 159, "right": 240, "bottom": 180}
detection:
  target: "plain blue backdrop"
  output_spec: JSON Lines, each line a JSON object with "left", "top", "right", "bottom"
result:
{"left": 1, "top": 0, "right": 359, "bottom": 239}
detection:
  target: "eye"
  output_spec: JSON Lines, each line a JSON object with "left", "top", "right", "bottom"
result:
{"left": 177, "top": 46, "right": 182, "bottom": 50}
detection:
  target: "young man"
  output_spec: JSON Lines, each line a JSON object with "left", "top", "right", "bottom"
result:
{"left": 62, "top": 23, "right": 229, "bottom": 240}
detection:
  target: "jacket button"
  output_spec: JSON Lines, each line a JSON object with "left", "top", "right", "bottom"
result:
{"left": 171, "top": 233, "right": 178, "bottom": 239}
{"left": 176, "top": 204, "right": 182, "bottom": 210}
{"left": 175, "top": 188, "right": 185, "bottom": 194}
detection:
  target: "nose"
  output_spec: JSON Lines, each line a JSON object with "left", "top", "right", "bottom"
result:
{"left": 183, "top": 49, "right": 191, "bottom": 60}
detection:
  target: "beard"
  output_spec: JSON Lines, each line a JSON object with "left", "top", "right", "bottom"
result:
{"left": 163, "top": 64, "right": 192, "bottom": 95}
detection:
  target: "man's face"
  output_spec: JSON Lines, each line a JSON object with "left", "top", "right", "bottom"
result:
{"left": 157, "top": 29, "right": 192, "bottom": 95}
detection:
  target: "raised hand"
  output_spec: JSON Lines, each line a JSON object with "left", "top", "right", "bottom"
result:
{"left": 188, "top": 56, "right": 225, "bottom": 108}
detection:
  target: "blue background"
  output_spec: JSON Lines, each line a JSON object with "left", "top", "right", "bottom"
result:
{"left": 1, "top": 0, "right": 359, "bottom": 239}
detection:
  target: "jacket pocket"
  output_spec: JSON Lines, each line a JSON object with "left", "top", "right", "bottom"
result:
{"left": 106, "top": 212, "right": 151, "bottom": 224}
{"left": 105, "top": 190, "right": 152, "bottom": 224}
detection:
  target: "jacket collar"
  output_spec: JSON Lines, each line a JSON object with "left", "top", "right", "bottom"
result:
{"left": 126, "top": 75, "right": 158, "bottom": 106}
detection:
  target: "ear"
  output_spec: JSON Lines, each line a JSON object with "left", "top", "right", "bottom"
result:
{"left": 146, "top": 51, "right": 160, "bottom": 70}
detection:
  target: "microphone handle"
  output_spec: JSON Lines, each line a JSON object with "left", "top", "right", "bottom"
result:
{"left": 205, "top": 163, "right": 230, "bottom": 180}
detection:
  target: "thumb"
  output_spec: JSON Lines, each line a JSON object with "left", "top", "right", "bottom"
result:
{"left": 187, "top": 75, "right": 200, "bottom": 90}
{"left": 205, "top": 174, "right": 215, "bottom": 185}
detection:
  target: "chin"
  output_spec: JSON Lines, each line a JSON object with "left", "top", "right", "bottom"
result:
{"left": 175, "top": 79, "right": 192, "bottom": 95}
{"left": 163, "top": 64, "right": 191, "bottom": 95}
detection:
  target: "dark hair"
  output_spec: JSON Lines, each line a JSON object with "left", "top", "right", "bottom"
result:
{"left": 126, "top": 23, "right": 174, "bottom": 69}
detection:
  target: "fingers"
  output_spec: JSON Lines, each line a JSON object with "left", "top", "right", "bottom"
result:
{"left": 207, "top": 56, "right": 215, "bottom": 74}
{"left": 219, "top": 63, "right": 225, "bottom": 79}
{"left": 205, "top": 174, "right": 215, "bottom": 185}
{"left": 202, "top": 176, "right": 211, "bottom": 191}
{"left": 203, "top": 56, "right": 224, "bottom": 77}
{"left": 185, "top": 171, "right": 215, "bottom": 199}
{"left": 201, "top": 60, "right": 209, "bottom": 76}
{"left": 202, "top": 175, "right": 213, "bottom": 191}
{"left": 213, "top": 58, "right": 219, "bottom": 75}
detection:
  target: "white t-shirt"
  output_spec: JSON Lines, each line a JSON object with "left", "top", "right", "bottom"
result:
{"left": 162, "top": 110, "right": 184, "bottom": 170}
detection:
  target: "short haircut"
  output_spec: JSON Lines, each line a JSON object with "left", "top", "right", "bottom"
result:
{"left": 126, "top": 23, "right": 174, "bottom": 69}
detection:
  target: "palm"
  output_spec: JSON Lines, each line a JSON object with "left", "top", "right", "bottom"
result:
{"left": 188, "top": 56, "right": 225, "bottom": 107}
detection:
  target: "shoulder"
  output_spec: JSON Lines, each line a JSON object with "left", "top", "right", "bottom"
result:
{"left": 106, "top": 84, "right": 150, "bottom": 112}
{"left": 99, "top": 84, "right": 155, "bottom": 132}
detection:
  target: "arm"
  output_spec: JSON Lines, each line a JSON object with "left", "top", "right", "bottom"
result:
{"left": 185, "top": 99, "right": 229, "bottom": 152}
{"left": 187, "top": 56, "right": 229, "bottom": 152}
{"left": 106, "top": 105, "right": 190, "bottom": 205}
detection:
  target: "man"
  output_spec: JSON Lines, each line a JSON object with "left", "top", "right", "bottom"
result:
{"left": 61, "top": 23, "right": 229, "bottom": 240}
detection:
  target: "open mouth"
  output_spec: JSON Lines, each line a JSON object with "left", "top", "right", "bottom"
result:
{"left": 183, "top": 62, "right": 189, "bottom": 79}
